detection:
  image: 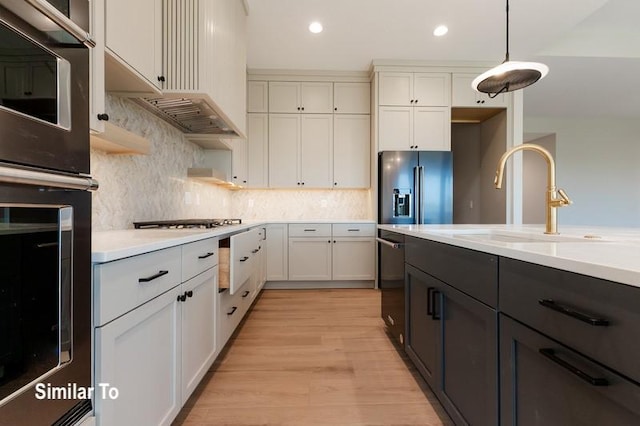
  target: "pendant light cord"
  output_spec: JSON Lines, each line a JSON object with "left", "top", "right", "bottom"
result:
{"left": 505, "top": 0, "right": 510, "bottom": 62}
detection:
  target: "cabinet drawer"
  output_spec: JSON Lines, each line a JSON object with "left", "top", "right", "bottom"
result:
{"left": 230, "top": 230, "right": 259, "bottom": 294}
{"left": 218, "top": 287, "right": 247, "bottom": 348}
{"left": 182, "top": 238, "right": 218, "bottom": 282}
{"left": 405, "top": 237, "right": 497, "bottom": 307}
{"left": 94, "top": 246, "right": 182, "bottom": 327}
{"left": 332, "top": 223, "right": 375, "bottom": 237}
{"left": 288, "top": 223, "right": 332, "bottom": 237}
{"left": 500, "top": 258, "right": 640, "bottom": 383}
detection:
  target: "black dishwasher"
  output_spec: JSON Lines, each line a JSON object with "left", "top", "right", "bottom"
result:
{"left": 377, "top": 230, "right": 405, "bottom": 347}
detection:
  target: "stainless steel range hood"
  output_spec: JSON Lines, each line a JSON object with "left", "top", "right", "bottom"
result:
{"left": 132, "top": 93, "right": 241, "bottom": 137}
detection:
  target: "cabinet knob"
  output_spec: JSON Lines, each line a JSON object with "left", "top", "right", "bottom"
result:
{"left": 481, "top": 100, "right": 485, "bottom": 104}
{"left": 410, "top": 99, "right": 414, "bottom": 104}
{"left": 414, "top": 99, "right": 418, "bottom": 104}
{"left": 476, "top": 100, "right": 481, "bottom": 104}
{"left": 334, "top": 182, "right": 337, "bottom": 186}
{"left": 186, "top": 290, "right": 193, "bottom": 298}
{"left": 97, "top": 113, "right": 110, "bottom": 121}
{"left": 328, "top": 240, "right": 331, "bottom": 243}
{"left": 334, "top": 107, "right": 337, "bottom": 111}
{"left": 301, "top": 182, "right": 305, "bottom": 185}
{"left": 243, "top": 180, "right": 247, "bottom": 183}
{"left": 297, "top": 107, "right": 301, "bottom": 111}
{"left": 301, "top": 107, "right": 305, "bottom": 111}
{"left": 157, "top": 76, "right": 166, "bottom": 82}
{"left": 233, "top": 176, "right": 238, "bottom": 179}
{"left": 297, "top": 182, "right": 300, "bottom": 185}
{"left": 24, "top": 91, "right": 33, "bottom": 96}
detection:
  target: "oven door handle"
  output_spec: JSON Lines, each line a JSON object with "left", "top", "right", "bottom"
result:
{"left": 24, "top": 0, "right": 96, "bottom": 47}
{"left": 0, "top": 164, "right": 99, "bottom": 191}
{"left": 59, "top": 206, "right": 73, "bottom": 366}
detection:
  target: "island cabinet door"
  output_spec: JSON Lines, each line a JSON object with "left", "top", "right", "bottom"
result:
{"left": 499, "top": 314, "right": 640, "bottom": 426}
{"left": 405, "top": 264, "right": 441, "bottom": 390}
{"left": 438, "top": 282, "right": 498, "bottom": 426}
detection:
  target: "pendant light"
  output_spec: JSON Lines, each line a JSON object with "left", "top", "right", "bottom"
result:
{"left": 472, "top": 0, "right": 548, "bottom": 97}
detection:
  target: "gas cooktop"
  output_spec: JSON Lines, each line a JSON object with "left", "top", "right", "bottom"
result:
{"left": 133, "top": 219, "right": 242, "bottom": 229}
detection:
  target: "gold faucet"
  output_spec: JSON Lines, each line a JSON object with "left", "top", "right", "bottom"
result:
{"left": 494, "top": 143, "right": 572, "bottom": 235}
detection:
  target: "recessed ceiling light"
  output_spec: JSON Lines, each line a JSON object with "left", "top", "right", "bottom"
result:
{"left": 433, "top": 25, "right": 448, "bottom": 37}
{"left": 309, "top": 21, "right": 323, "bottom": 34}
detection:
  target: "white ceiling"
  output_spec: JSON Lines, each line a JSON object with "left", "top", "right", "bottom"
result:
{"left": 246, "top": 0, "right": 640, "bottom": 118}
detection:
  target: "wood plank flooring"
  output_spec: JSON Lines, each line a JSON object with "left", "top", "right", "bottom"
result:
{"left": 173, "top": 289, "right": 453, "bottom": 426}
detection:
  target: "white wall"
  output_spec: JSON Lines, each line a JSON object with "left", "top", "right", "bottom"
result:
{"left": 524, "top": 116, "right": 640, "bottom": 227}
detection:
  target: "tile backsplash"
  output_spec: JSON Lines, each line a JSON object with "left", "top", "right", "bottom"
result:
{"left": 91, "top": 96, "right": 373, "bottom": 231}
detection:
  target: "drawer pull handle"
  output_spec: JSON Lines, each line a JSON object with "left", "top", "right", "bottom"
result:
{"left": 252, "top": 248, "right": 259, "bottom": 254}
{"left": 198, "top": 252, "right": 214, "bottom": 259}
{"left": 239, "top": 256, "right": 249, "bottom": 262}
{"left": 347, "top": 228, "right": 360, "bottom": 232}
{"left": 539, "top": 348, "right": 609, "bottom": 386}
{"left": 227, "top": 306, "right": 237, "bottom": 316}
{"left": 139, "top": 270, "right": 169, "bottom": 283}
{"left": 242, "top": 290, "right": 250, "bottom": 298}
{"left": 304, "top": 229, "right": 316, "bottom": 232}
{"left": 538, "top": 299, "right": 609, "bottom": 326}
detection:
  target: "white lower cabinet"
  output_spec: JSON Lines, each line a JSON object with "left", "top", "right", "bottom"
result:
{"left": 95, "top": 286, "right": 181, "bottom": 426}
{"left": 288, "top": 238, "right": 333, "bottom": 280}
{"left": 283, "top": 223, "right": 375, "bottom": 284}
{"left": 266, "top": 224, "right": 288, "bottom": 281}
{"left": 332, "top": 237, "right": 376, "bottom": 280}
{"left": 94, "top": 238, "right": 221, "bottom": 426}
{"left": 181, "top": 267, "right": 218, "bottom": 404}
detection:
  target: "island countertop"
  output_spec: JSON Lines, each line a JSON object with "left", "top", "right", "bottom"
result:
{"left": 377, "top": 224, "right": 640, "bottom": 288}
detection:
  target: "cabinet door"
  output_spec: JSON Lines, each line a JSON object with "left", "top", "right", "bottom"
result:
{"left": 301, "top": 82, "right": 334, "bottom": 113}
{"left": 333, "top": 114, "right": 370, "bottom": 188}
{"left": 266, "top": 224, "right": 288, "bottom": 281}
{"left": 105, "top": 0, "right": 161, "bottom": 89}
{"left": 379, "top": 72, "right": 412, "bottom": 106}
{"left": 288, "top": 238, "right": 332, "bottom": 281}
{"left": 333, "top": 82, "right": 370, "bottom": 113}
{"left": 247, "top": 81, "right": 268, "bottom": 113}
{"left": 439, "top": 283, "right": 498, "bottom": 426}
{"left": 405, "top": 264, "right": 441, "bottom": 390}
{"left": 268, "top": 114, "right": 299, "bottom": 187}
{"left": 413, "top": 73, "right": 450, "bottom": 107}
{"left": 89, "top": 0, "right": 106, "bottom": 133}
{"left": 95, "top": 287, "right": 181, "bottom": 426}
{"left": 181, "top": 267, "right": 217, "bottom": 404}
{"left": 452, "top": 73, "right": 507, "bottom": 107}
{"left": 300, "top": 114, "right": 333, "bottom": 188}
{"left": 247, "top": 113, "right": 268, "bottom": 188}
{"left": 231, "top": 138, "right": 248, "bottom": 186}
{"left": 332, "top": 237, "right": 375, "bottom": 280}
{"left": 413, "top": 107, "right": 451, "bottom": 151}
{"left": 500, "top": 314, "right": 640, "bottom": 426}
{"left": 268, "top": 81, "right": 300, "bottom": 113}
{"left": 378, "top": 106, "right": 413, "bottom": 151}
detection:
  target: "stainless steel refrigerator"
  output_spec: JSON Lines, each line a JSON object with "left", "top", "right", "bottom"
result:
{"left": 378, "top": 151, "right": 453, "bottom": 225}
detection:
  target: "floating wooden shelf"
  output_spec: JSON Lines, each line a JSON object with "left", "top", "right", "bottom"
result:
{"left": 90, "top": 122, "right": 151, "bottom": 155}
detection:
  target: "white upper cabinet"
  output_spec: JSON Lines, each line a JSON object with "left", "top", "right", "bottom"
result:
{"left": 104, "top": 0, "right": 162, "bottom": 94}
{"left": 246, "top": 114, "right": 269, "bottom": 188}
{"left": 379, "top": 72, "right": 450, "bottom": 106}
{"left": 268, "top": 114, "right": 300, "bottom": 187}
{"left": 333, "top": 114, "right": 370, "bottom": 188}
{"left": 269, "top": 82, "right": 334, "bottom": 113}
{"left": 333, "top": 82, "right": 370, "bottom": 114}
{"left": 247, "top": 81, "right": 268, "bottom": 113}
{"left": 300, "top": 115, "right": 333, "bottom": 188}
{"left": 452, "top": 73, "right": 508, "bottom": 107}
{"left": 379, "top": 106, "right": 450, "bottom": 151}
{"left": 231, "top": 138, "right": 248, "bottom": 187}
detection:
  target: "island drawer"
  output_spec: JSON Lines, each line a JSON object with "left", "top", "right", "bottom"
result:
{"left": 182, "top": 237, "right": 218, "bottom": 282}
{"left": 94, "top": 246, "right": 182, "bottom": 326}
{"left": 405, "top": 236, "right": 498, "bottom": 307}
{"left": 288, "top": 223, "right": 332, "bottom": 237}
{"left": 500, "top": 257, "right": 640, "bottom": 383}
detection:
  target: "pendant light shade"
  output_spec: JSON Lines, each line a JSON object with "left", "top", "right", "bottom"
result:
{"left": 473, "top": 0, "right": 548, "bottom": 97}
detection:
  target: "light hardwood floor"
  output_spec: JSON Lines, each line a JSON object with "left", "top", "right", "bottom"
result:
{"left": 173, "top": 289, "right": 453, "bottom": 426}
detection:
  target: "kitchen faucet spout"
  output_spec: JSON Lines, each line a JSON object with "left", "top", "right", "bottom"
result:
{"left": 494, "top": 143, "right": 572, "bottom": 234}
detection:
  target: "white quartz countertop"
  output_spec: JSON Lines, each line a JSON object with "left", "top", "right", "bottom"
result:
{"left": 93, "top": 220, "right": 375, "bottom": 263}
{"left": 378, "top": 224, "right": 640, "bottom": 288}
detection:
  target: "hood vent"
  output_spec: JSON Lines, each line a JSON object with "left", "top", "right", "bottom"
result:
{"left": 133, "top": 95, "right": 238, "bottom": 136}
{"left": 134, "top": 0, "right": 243, "bottom": 139}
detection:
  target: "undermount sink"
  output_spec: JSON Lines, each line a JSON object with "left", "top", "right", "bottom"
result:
{"left": 440, "top": 229, "right": 606, "bottom": 243}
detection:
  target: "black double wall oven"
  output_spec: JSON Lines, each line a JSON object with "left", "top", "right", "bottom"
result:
{"left": 0, "top": 1, "right": 96, "bottom": 425}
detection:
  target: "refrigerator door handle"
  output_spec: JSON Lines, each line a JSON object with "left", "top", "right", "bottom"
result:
{"left": 415, "top": 165, "right": 424, "bottom": 224}
{"left": 413, "top": 166, "right": 420, "bottom": 224}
